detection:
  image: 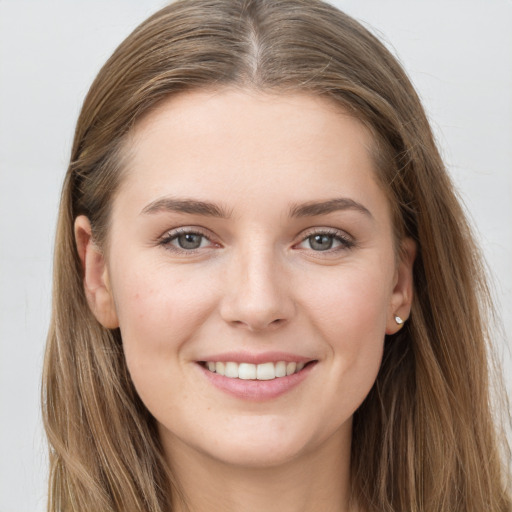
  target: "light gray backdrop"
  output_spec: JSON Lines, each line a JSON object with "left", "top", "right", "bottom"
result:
{"left": 1, "top": 1, "right": 511, "bottom": 510}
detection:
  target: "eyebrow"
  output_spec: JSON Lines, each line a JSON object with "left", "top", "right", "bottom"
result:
{"left": 289, "top": 198, "right": 373, "bottom": 218}
{"left": 140, "top": 196, "right": 372, "bottom": 219}
{"left": 140, "top": 197, "right": 231, "bottom": 218}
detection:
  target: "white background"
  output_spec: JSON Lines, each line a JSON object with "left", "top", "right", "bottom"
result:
{"left": 0, "top": 1, "right": 510, "bottom": 510}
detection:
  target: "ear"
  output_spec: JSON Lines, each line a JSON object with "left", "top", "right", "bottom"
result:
{"left": 386, "top": 237, "right": 416, "bottom": 335}
{"left": 74, "top": 215, "right": 119, "bottom": 329}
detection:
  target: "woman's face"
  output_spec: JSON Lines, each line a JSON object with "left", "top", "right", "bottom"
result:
{"left": 78, "top": 89, "right": 414, "bottom": 468}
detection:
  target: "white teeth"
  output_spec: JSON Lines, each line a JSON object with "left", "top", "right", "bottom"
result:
{"left": 215, "top": 362, "right": 225, "bottom": 376}
{"left": 286, "top": 362, "right": 297, "bottom": 376}
{"left": 238, "top": 363, "right": 257, "bottom": 380}
{"left": 205, "top": 360, "right": 308, "bottom": 380}
{"left": 257, "top": 362, "right": 275, "bottom": 380}
{"left": 275, "top": 361, "right": 286, "bottom": 378}
{"left": 224, "top": 362, "right": 238, "bottom": 378}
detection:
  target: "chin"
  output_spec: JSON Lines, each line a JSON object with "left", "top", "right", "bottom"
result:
{"left": 201, "top": 436, "right": 310, "bottom": 469}
{"left": 190, "top": 415, "right": 347, "bottom": 470}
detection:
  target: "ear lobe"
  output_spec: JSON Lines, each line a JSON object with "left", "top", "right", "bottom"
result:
{"left": 386, "top": 237, "right": 416, "bottom": 335}
{"left": 74, "top": 215, "right": 119, "bottom": 329}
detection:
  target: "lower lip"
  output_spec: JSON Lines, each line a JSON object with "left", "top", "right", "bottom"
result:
{"left": 198, "top": 362, "right": 317, "bottom": 401}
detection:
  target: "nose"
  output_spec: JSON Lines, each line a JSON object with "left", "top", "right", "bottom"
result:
{"left": 219, "top": 246, "right": 295, "bottom": 332}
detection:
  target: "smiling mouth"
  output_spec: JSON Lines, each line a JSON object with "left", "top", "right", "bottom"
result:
{"left": 199, "top": 360, "right": 316, "bottom": 380}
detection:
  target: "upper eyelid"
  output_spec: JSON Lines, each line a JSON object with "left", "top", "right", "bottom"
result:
{"left": 297, "top": 226, "right": 353, "bottom": 241}
{"left": 159, "top": 226, "right": 214, "bottom": 240}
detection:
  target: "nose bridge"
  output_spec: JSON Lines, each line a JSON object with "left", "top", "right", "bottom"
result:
{"left": 220, "top": 238, "right": 294, "bottom": 331}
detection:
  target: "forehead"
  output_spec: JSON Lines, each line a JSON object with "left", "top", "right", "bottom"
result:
{"left": 129, "top": 88, "right": 374, "bottom": 156}
{"left": 116, "top": 88, "right": 388, "bottom": 222}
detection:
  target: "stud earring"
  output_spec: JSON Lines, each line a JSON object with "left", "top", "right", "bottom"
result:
{"left": 394, "top": 315, "right": 404, "bottom": 326}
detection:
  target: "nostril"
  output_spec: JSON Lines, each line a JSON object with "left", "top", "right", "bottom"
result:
{"left": 228, "top": 317, "right": 287, "bottom": 331}
{"left": 266, "top": 317, "right": 288, "bottom": 330}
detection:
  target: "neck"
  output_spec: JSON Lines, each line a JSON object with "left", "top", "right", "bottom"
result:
{"left": 163, "top": 426, "right": 356, "bottom": 512}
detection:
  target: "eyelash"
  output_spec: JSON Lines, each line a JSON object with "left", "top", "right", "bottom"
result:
{"left": 157, "top": 227, "right": 355, "bottom": 254}
{"left": 295, "top": 228, "right": 355, "bottom": 253}
{"left": 158, "top": 227, "right": 216, "bottom": 253}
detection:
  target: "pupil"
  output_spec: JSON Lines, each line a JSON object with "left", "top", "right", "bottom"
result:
{"left": 178, "top": 233, "right": 202, "bottom": 249}
{"left": 310, "top": 234, "right": 333, "bottom": 251}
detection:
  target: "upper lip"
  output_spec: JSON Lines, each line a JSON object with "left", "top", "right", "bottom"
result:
{"left": 198, "top": 351, "right": 314, "bottom": 365}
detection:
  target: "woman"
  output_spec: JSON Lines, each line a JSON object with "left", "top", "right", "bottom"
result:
{"left": 42, "top": 0, "right": 511, "bottom": 510}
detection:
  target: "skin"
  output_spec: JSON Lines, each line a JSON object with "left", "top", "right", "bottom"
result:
{"left": 75, "top": 89, "right": 415, "bottom": 512}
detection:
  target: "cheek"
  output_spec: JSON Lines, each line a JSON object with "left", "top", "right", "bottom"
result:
{"left": 299, "top": 262, "right": 392, "bottom": 397}
{"left": 110, "top": 263, "right": 218, "bottom": 379}
{"left": 303, "top": 261, "right": 392, "bottom": 341}
{"left": 110, "top": 263, "right": 225, "bottom": 423}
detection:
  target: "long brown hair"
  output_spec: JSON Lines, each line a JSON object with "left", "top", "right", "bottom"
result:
{"left": 42, "top": 0, "right": 511, "bottom": 510}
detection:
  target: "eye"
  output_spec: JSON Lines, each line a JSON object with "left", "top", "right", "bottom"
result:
{"left": 308, "top": 234, "right": 336, "bottom": 251}
{"left": 173, "top": 232, "right": 207, "bottom": 250}
{"left": 296, "top": 230, "right": 354, "bottom": 252}
{"left": 159, "top": 228, "right": 216, "bottom": 252}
